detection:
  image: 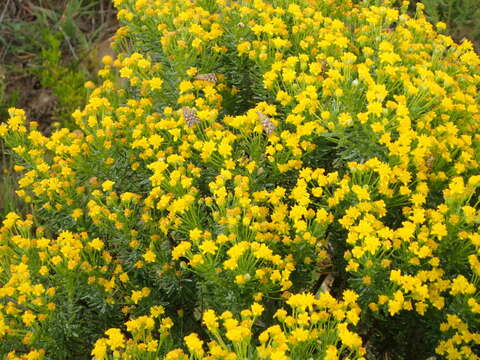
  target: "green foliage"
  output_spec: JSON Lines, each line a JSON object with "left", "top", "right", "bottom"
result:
{"left": 0, "top": 144, "right": 24, "bottom": 219}
{"left": 30, "top": 0, "right": 110, "bottom": 58}
{"left": 35, "top": 30, "right": 88, "bottom": 127}
{"left": 0, "top": 0, "right": 114, "bottom": 126}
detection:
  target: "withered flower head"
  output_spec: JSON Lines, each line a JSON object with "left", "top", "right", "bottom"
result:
{"left": 257, "top": 111, "right": 276, "bottom": 136}
{"left": 194, "top": 73, "right": 218, "bottom": 83}
{"left": 182, "top": 106, "right": 200, "bottom": 128}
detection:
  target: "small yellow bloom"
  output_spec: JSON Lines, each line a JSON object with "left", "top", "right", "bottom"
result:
{"left": 143, "top": 250, "right": 157, "bottom": 263}
{"left": 102, "top": 180, "right": 115, "bottom": 192}
{"left": 89, "top": 238, "right": 104, "bottom": 251}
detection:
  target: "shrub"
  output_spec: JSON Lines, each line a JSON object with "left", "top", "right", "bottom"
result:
{"left": 0, "top": 0, "right": 479, "bottom": 359}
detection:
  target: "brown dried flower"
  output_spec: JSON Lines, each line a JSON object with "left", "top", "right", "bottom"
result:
{"left": 194, "top": 73, "right": 218, "bottom": 83}
{"left": 257, "top": 111, "right": 276, "bottom": 136}
{"left": 182, "top": 107, "right": 200, "bottom": 128}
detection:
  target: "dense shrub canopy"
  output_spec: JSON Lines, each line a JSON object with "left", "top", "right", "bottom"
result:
{"left": 0, "top": 0, "right": 479, "bottom": 359}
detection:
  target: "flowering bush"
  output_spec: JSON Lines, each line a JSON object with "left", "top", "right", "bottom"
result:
{"left": 1, "top": 0, "right": 479, "bottom": 359}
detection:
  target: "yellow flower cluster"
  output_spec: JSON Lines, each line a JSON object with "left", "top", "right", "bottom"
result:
{"left": 161, "top": 293, "right": 364, "bottom": 360}
{"left": 0, "top": 0, "right": 479, "bottom": 359}
{"left": 91, "top": 306, "right": 173, "bottom": 359}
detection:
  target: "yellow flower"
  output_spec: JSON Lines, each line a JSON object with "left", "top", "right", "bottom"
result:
{"left": 179, "top": 80, "right": 194, "bottom": 93}
{"left": 235, "top": 274, "right": 250, "bottom": 285}
{"left": 184, "top": 333, "right": 204, "bottom": 355}
{"left": 287, "top": 293, "right": 316, "bottom": 312}
{"left": 450, "top": 275, "right": 476, "bottom": 296}
{"left": 226, "top": 325, "right": 251, "bottom": 342}
{"left": 172, "top": 242, "right": 192, "bottom": 260}
{"left": 342, "top": 290, "right": 359, "bottom": 305}
{"left": 105, "top": 328, "right": 125, "bottom": 350}
{"left": 165, "top": 349, "right": 187, "bottom": 360}
{"left": 143, "top": 250, "right": 157, "bottom": 263}
{"left": 22, "top": 311, "right": 36, "bottom": 326}
{"left": 251, "top": 302, "right": 264, "bottom": 317}
{"left": 186, "top": 67, "right": 198, "bottom": 77}
{"left": 149, "top": 77, "right": 163, "bottom": 90}
{"left": 0, "top": 123, "right": 8, "bottom": 136}
{"left": 89, "top": 238, "right": 104, "bottom": 251}
{"left": 203, "top": 309, "right": 218, "bottom": 329}
{"left": 337, "top": 323, "right": 362, "bottom": 349}
{"left": 431, "top": 223, "right": 447, "bottom": 239}
{"left": 131, "top": 290, "right": 144, "bottom": 304}
{"left": 189, "top": 228, "right": 203, "bottom": 242}
{"left": 199, "top": 240, "right": 218, "bottom": 255}
{"left": 119, "top": 67, "right": 133, "bottom": 78}
{"left": 237, "top": 41, "right": 251, "bottom": 55}
{"left": 325, "top": 345, "right": 338, "bottom": 360}
{"left": 388, "top": 291, "right": 404, "bottom": 316}
{"left": 91, "top": 338, "right": 107, "bottom": 360}
{"left": 102, "top": 180, "right": 115, "bottom": 192}
{"left": 282, "top": 68, "right": 296, "bottom": 83}
{"left": 367, "top": 101, "right": 383, "bottom": 116}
